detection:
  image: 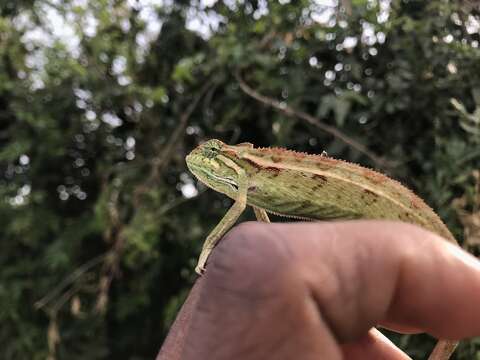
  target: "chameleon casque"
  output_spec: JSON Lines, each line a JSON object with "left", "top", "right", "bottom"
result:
{"left": 186, "top": 139, "right": 459, "bottom": 360}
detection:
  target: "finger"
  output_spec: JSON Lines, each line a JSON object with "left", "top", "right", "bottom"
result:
{"left": 264, "top": 221, "right": 480, "bottom": 341}
{"left": 384, "top": 230, "right": 480, "bottom": 339}
{"left": 175, "top": 221, "right": 480, "bottom": 359}
{"left": 156, "top": 279, "right": 204, "bottom": 360}
{"left": 341, "top": 328, "right": 412, "bottom": 360}
{"left": 183, "top": 222, "right": 343, "bottom": 360}
{"left": 379, "top": 322, "right": 423, "bottom": 334}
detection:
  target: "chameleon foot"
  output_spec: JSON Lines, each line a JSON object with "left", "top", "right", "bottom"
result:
{"left": 195, "top": 264, "right": 205, "bottom": 275}
{"left": 195, "top": 248, "right": 211, "bottom": 275}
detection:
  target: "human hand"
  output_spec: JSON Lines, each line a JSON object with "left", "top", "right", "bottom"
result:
{"left": 157, "top": 221, "right": 480, "bottom": 360}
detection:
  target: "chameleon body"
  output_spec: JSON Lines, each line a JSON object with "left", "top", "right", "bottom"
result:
{"left": 185, "top": 139, "right": 458, "bottom": 360}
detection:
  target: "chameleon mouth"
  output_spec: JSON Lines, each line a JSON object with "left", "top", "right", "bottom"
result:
{"left": 187, "top": 162, "right": 238, "bottom": 192}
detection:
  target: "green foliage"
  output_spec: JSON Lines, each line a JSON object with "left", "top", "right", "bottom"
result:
{"left": 1, "top": 0, "right": 479, "bottom": 358}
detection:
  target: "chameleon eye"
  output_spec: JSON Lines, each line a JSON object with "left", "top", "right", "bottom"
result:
{"left": 204, "top": 147, "right": 219, "bottom": 159}
{"left": 202, "top": 139, "right": 223, "bottom": 158}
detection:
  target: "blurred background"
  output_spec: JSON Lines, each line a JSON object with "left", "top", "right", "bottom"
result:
{"left": 1, "top": 0, "right": 479, "bottom": 359}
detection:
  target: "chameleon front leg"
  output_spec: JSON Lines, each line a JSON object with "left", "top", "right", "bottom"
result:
{"left": 253, "top": 206, "right": 270, "bottom": 223}
{"left": 195, "top": 166, "right": 249, "bottom": 275}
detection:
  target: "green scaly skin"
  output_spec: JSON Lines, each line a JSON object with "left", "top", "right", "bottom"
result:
{"left": 186, "top": 139, "right": 459, "bottom": 360}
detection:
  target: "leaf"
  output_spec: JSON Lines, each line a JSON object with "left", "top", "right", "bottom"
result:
{"left": 473, "top": 88, "right": 480, "bottom": 106}
{"left": 150, "top": 86, "right": 167, "bottom": 103}
{"left": 451, "top": 98, "right": 480, "bottom": 137}
{"left": 172, "top": 53, "right": 205, "bottom": 83}
{"left": 317, "top": 94, "right": 356, "bottom": 126}
{"left": 333, "top": 97, "right": 351, "bottom": 127}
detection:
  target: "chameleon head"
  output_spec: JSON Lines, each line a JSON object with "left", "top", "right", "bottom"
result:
{"left": 186, "top": 139, "right": 240, "bottom": 198}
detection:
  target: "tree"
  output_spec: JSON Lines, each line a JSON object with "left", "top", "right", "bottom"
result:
{"left": 1, "top": 0, "right": 479, "bottom": 358}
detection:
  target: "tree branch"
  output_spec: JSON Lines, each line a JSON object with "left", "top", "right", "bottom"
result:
{"left": 151, "top": 80, "right": 214, "bottom": 180}
{"left": 34, "top": 253, "right": 107, "bottom": 310}
{"left": 133, "top": 79, "right": 214, "bottom": 205}
{"left": 234, "top": 70, "right": 390, "bottom": 169}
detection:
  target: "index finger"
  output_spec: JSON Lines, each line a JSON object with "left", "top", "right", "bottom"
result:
{"left": 274, "top": 221, "right": 480, "bottom": 341}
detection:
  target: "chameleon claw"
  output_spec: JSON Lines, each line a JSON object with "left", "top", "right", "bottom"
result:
{"left": 195, "top": 264, "right": 205, "bottom": 275}
{"left": 195, "top": 249, "right": 210, "bottom": 275}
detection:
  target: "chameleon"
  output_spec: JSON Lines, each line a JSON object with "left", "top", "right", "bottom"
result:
{"left": 185, "top": 138, "right": 459, "bottom": 360}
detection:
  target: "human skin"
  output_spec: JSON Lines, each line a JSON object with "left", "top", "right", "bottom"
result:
{"left": 157, "top": 221, "right": 480, "bottom": 360}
